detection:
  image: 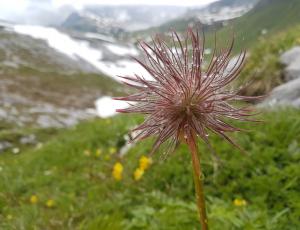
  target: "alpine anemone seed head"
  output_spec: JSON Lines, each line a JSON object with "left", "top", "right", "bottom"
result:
{"left": 116, "top": 28, "right": 257, "bottom": 155}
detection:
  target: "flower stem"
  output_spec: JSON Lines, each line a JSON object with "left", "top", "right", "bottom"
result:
{"left": 187, "top": 136, "right": 208, "bottom": 230}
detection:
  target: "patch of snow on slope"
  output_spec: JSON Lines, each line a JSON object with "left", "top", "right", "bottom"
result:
{"left": 84, "top": 32, "right": 115, "bottom": 42}
{"left": 97, "top": 60, "right": 152, "bottom": 80}
{"left": 192, "top": 4, "right": 255, "bottom": 25}
{"left": 106, "top": 44, "right": 139, "bottom": 56}
{"left": 14, "top": 25, "right": 102, "bottom": 61}
{"left": 95, "top": 96, "right": 129, "bottom": 118}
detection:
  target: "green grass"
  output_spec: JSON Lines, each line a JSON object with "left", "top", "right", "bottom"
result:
{"left": 201, "top": 0, "right": 300, "bottom": 52}
{"left": 0, "top": 65, "right": 123, "bottom": 111}
{"left": 230, "top": 0, "right": 300, "bottom": 50}
{"left": 0, "top": 120, "right": 60, "bottom": 155}
{"left": 0, "top": 109, "right": 299, "bottom": 229}
{"left": 237, "top": 25, "right": 300, "bottom": 96}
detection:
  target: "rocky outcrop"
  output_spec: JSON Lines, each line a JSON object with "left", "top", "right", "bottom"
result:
{"left": 262, "top": 78, "right": 300, "bottom": 107}
{"left": 280, "top": 46, "right": 300, "bottom": 81}
{"left": 261, "top": 46, "right": 300, "bottom": 108}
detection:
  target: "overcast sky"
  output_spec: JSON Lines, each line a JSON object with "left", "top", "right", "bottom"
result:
{"left": 0, "top": 0, "right": 218, "bottom": 25}
{"left": 2, "top": 0, "right": 218, "bottom": 8}
{"left": 52, "top": 0, "right": 218, "bottom": 8}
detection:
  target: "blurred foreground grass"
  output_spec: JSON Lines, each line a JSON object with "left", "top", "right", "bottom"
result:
{"left": 0, "top": 109, "right": 299, "bottom": 229}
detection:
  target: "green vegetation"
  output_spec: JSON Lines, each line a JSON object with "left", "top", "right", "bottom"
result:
{"left": 0, "top": 1, "right": 300, "bottom": 229}
{"left": 224, "top": 0, "right": 300, "bottom": 51}
{"left": 0, "top": 120, "right": 60, "bottom": 154}
{"left": 2, "top": 66, "right": 123, "bottom": 108}
{"left": 137, "top": 0, "right": 300, "bottom": 51}
{"left": 237, "top": 25, "right": 300, "bottom": 96}
{"left": 0, "top": 29, "right": 124, "bottom": 109}
{"left": 132, "top": 18, "right": 223, "bottom": 39}
{"left": 0, "top": 109, "right": 299, "bottom": 229}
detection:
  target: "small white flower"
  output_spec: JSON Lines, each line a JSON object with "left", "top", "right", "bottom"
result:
{"left": 12, "top": 148, "right": 20, "bottom": 154}
{"left": 36, "top": 143, "right": 43, "bottom": 149}
{"left": 44, "top": 170, "right": 52, "bottom": 176}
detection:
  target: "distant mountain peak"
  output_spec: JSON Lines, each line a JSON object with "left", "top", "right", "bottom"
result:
{"left": 185, "top": 0, "right": 259, "bottom": 25}
{"left": 60, "top": 5, "right": 187, "bottom": 34}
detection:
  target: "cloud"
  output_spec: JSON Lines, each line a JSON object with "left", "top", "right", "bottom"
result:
{"left": 0, "top": 0, "right": 217, "bottom": 25}
{"left": 52, "top": 0, "right": 217, "bottom": 8}
{"left": 0, "top": 0, "right": 29, "bottom": 21}
{"left": 0, "top": 0, "right": 74, "bottom": 25}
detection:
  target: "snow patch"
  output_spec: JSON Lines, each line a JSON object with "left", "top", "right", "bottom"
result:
{"left": 84, "top": 32, "right": 115, "bottom": 42}
{"left": 13, "top": 25, "right": 103, "bottom": 63}
{"left": 106, "top": 43, "right": 139, "bottom": 56}
{"left": 97, "top": 60, "right": 152, "bottom": 81}
{"left": 95, "top": 96, "right": 129, "bottom": 118}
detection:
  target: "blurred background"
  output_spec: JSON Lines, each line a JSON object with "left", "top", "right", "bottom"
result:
{"left": 0, "top": 0, "right": 299, "bottom": 229}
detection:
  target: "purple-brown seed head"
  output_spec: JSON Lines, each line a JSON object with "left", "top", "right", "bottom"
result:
{"left": 116, "top": 28, "right": 257, "bottom": 154}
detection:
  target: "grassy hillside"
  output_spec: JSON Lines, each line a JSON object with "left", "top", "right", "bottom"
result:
{"left": 237, "top": 25, "right": 300, "bottom": 96}
{"left": 191, "top": 0, "right": 300, "bottom": 53}
{"left": 0, "top": 29, "right": 123, "bottom": 108}
{"left": 0, "top": 109, "right": 299, "bottom": 229}
{"left": 132, "top": 23, "right": 300, "bottom": 98}
{"left": 134, "top": 0, "right": 300, "bottom": 51}
{"left": 214, "top": 0, "right": 300, "bottom": 51}
{"left": 0, "top": 65, "right": 123, "bottom": 127}
{"left": 132, "top": 18, "right": 223, "bottom": 38}
{"left": 1, "top": 66, "right": 122, "bottom": 109}
{"left": 0, "top": 29, "right": 125, "bottom": 127}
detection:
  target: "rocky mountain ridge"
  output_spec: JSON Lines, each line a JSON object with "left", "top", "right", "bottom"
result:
{"left": 185, "top": 0, "right": 258, "bottom": 25}
{"left": 61, "top": 5, "right": 187, "bottom": 34}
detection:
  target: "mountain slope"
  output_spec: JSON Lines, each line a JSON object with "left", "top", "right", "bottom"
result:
{"left": 135, "top": 0, "right": 300, "bottom": 52}
{"left": 210, "top": 0, "right": 300, "bottom": 50}
{"left": 61, "top": 5, "right": 187, "bottom": 34}
{"left": 0, "top": 28, "right": 98, "bottom": 73}
{"left": 61, "top": 12, "right": 125, "bottom": 37}
{"left": 0, "top": 27, "right": 124, "bottom": 128}
{"left": 186, "top": 0, "right": 258, "bottom": 24}
{"left": 238, "top": 24, "right": 300, "bottom": 96}
{"left": 133, "top": 0, "right": 258, "bottom": 36}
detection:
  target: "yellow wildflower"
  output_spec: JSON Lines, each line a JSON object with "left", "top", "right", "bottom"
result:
{"left": 139, "top": 156, "right": 152, "bottom": 171}
{"left": 6, "top": 214, "right": 13, "bottom": 220}
{"left": 233, "top": 198, "right": 247, "bottom": 207}
{"left": 133, "top": 168, "right": 144, "bottom": 181}
{"left": 30, "top": 195, "right": 38, "bottom": 204}
{"left": 46, "top": 199, "right": 55, "bottom": 208}
{"left": 112, "top": 162, "right": 123, "bottom": 181}
{"left": 84, "top": 150, "right": 91, "bottom": 156}
{"left": 109, "top": 147, "right": 117, "bottom": 155}
{"left": 95, "top": 149, "right": 102, "bottom": 157}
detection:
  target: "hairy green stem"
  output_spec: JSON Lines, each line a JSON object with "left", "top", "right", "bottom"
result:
{"left": 187, "top": 136, "right": 208, "bottom": 230}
